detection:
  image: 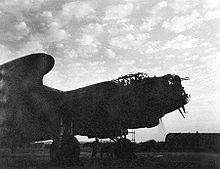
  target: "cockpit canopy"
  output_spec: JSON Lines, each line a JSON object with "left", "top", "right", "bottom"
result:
{"left": 112, "top": 72, "right": 149, "bottom": 86}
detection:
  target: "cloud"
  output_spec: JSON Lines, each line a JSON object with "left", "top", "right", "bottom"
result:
{"left": 81, "top": 23, "right": 104, "bottom": 36}
{"left": 41, "top": 11, "right": 53, "bottom": 18}
{"left": 162, "top": 10, "right": 202, "bottom": 33}
{"left": 203, "top": 0, "right": 220, "bottom": 9}
{"left": 0, "top": 44, "right": 12, "bottom": 63}
{"left": 144, "top": 41, "right": 161, "bottom": 54}
{"left": 140, "top": 17, "right": 159, "bottom": 31}
{"left": 38, "top": 21, "right": 70, "bottom": 42}
{"left": 170, "top": 63, "right": 194, "bottom": 77}
{"left": 44, "top": 61, "right": 108, "bottom": 91}
{"left": 23, "top": 39, "right": 44, "bottom": 52}
{"left": 109, "top": 34, "right": 161, "bottom": 55}
{"left": 0, "top": 18, "right": 31, "bottom": 42}
{"left": 109, "top": 33, "right": 150, "bottom": 50}
{"left": 216, "top": 32, "right": 220, "bottom": 38}
{"left": 43, "top": 69, "right": 69, "bottom": 91}
{"left": 64, "top": 28, "right": 101, "bottom": 59}
{"left": 169, "top": 0, "right": 199, "bottom": 14}
{"left": 184, "top": 55, "right": 200, "bottom": 61}
{"left": 106, "top": 20, "right": 135, "bottom": 36}
{"left": 204, "top": 47, "right": 217, "bottom": 53}
{"left": 0, "top": 32, "right": 24, "bottom": 42}
{"left": 194, "top": 53, "right": 220, "bottom": 106}
{"left": 87, "top": 61, "right": 105, "bottom": 66}
{"left": 15, "top": 21, "right": 30, "bottom": 37}
{"left": 140, "top": 1, "right": 168, "bottom": 32}
{"left": 65, "top": 45, "right": 98, "bottom": 59}
{"left": 104, "top": 3, "right": 134, "bottom": 20}
{"left": 205, "top": 9, "right": 220, "bottom": 20}
{"left": 119, "top": 59, "right": 136, "bottom": 66}
{"left": 105, "top": 48, "right": 116, "bottom": 58}
{"left": 61, "top": 1, "right": 96, "bottom": 21}
{"left": 166, "top": 54, "right": 176, "bottom": 58}
{"left": 77, "top": 34, "right": 96, "bottom": 46}
{"left": 0, "top": 0, "right": 45, "bottom": 14}
{"left": 182, "top": 52, "right": 220, "bottom": 100}
{"left": 16, "top": 36, "right": 45, "bottom": 56}
{"left": 109, "top": 35, "right": 130, "bottom": 49}
{"left": 64, "top": 49, "right": 79, "bottom": 58}
{"left": 0, "top": 1, "right": 70, "bottom": 44}
{"left": 152, "top": 1, "right": 168, "bottom": 14}
{"left": 163, "top": 35, "right": 199, "bottom": 50}
{"left": 76, "top": 34, "right": 101, "bottom": 52}
{"left": 56, "top": 43, "right": 64, "bottom": 49}
{"left": 200, "top": 52, "right": 220, "bottom": 77}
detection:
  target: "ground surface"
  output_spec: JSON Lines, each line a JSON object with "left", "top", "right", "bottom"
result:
{"left": 1, "top": 150, "right": 220, "bottom": 169}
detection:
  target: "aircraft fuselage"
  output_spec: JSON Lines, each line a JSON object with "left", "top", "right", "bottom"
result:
{"left": 0, "top": 53, "right": 189, "bottom": 145}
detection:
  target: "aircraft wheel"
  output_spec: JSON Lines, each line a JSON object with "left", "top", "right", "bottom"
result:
{"left": 60, "top": 135, "right": 81, "bottom": 166}
{"left": 114, "top": 138, "right": 136, "bottom": 159}
{"left": 50, "top": 139, "right": 61, "bottom": 165}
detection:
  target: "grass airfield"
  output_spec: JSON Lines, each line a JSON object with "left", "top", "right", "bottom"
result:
{"left": 1, "top": 149, "right": 220, "bottom": 169}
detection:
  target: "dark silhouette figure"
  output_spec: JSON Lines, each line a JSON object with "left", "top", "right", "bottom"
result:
{"left": 50, "top": 138, "right": 61, "bottom": 165}
{"left": 114, "top": 138, "right": 136, "bottom": 159}
{"left": 100, "top": 143, "right": 114, "bottom": 159}
{"left": 50, "top": 133, "right": 81, "bottom": 166}
{"left": 60, "top": 134, "right": 80, "bottom": 166}
{"left": 91, "top": 138, "right": 99, "bottom": 157}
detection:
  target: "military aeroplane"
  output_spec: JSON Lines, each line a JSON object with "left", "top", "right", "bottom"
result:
{"left": 0, "top": 53, "right": 189, "bottom": 165}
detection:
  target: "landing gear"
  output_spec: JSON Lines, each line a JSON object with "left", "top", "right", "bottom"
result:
{"left": 110, "top": 129, "right": 136, "bottom": 159}
{"left": 114, "top": 138, "right": 136, "bottom": 159}
{"left": 50, "top": 113, "right": 82, "bottom": 166}
{"left": 60, "top": 134, "right": 80, "bottom": 166}
{"left": 50, "top": 138, "right": 60, "bottom": 165}
{"left": 50, "top": 135, "right": 81, "bottom": 166}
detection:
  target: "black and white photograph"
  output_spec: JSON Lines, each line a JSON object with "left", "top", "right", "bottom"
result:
{"left": 0, "top": 0, "right": 219, "bottom": 168}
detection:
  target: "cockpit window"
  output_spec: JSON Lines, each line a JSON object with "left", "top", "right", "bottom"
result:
{"left": 112, "top": 72, "right": 149, "bottom": 86}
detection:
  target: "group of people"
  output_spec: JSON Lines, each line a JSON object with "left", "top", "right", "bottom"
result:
{"left": 91, "top": 138, "right": 114, "bottom": 158}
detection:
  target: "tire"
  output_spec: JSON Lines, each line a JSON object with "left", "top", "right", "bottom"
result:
{"left": 114, "top": 138, "right": 136, "bottom": 159}
{"left": 50, "top": 135, "right": 81, "bottom": 166}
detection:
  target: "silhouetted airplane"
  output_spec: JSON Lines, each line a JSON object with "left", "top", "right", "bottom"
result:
{"left": 0, "top": 53, "right": 190, "bottom": 165}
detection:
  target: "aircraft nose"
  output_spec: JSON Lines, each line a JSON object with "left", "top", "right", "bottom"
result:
{"left": 173, "top": 75, "right": 190, "bottom": 118}
{"left": 164, "top": 74, "right": 190, "bottom": 111}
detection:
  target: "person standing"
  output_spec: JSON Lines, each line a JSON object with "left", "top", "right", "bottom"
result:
{"left": 91, "top": 138, "right": 99, "bottom": 157}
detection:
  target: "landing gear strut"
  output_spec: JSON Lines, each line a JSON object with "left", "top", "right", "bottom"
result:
{"left": 50, "top": 117, "right": 81, "bottom": 166}
{"left": 114, "top": 138, "right": 136, "bottom": 159}
{"left": 112, "top": 129, "right": 136, "bottom": 159}
{"left": 50, "top": 135, "right": 81, "bottom": 166}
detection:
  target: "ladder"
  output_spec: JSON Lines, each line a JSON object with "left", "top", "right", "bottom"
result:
{"left": 128, "top": 129, "right": 135, "bottom": 143}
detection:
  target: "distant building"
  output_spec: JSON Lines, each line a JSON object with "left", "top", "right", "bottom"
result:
{"left": 165, "top": 132, "right": 220, "bottom": 152}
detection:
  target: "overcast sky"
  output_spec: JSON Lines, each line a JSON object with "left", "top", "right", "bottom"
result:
{"left": 0, "top": 0, "right": 220, "bottom": 142}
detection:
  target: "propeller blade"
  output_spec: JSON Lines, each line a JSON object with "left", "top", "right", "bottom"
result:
{"left": 181, "top": 77, "right": 190, "bottom": 80}
{"left": 159, "top": 118, "right": 163, "bottom": 124}
{"left": 178, "top": 108, "right": 185, "bottom": 119}
{"left": 182, "top": 106, "right": 187, "bottom": 113}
